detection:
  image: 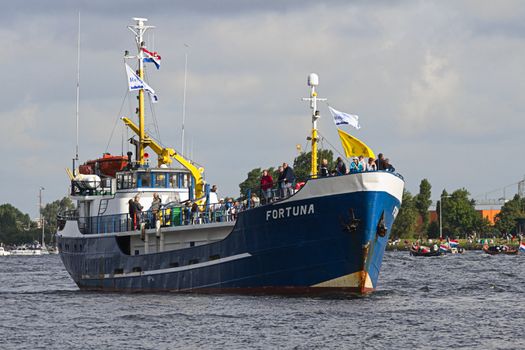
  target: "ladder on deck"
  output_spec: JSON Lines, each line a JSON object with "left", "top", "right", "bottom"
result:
{"left": 98, "top": 199, "right": 109, "bottom": 216}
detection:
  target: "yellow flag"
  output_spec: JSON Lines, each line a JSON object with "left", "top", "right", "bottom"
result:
{"left": 337, "top": 128, "right": 375, "bottom": 158}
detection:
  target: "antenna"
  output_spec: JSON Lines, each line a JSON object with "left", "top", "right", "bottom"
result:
{"left": 181, "top": 43, "right": 190, "bottom": 156}
{"left": 127, "top": 17, "right": 154, "bottom": 165}
{"left": 73, "top": 11, "right": 81, "bottom": 175}
{"left": 301, "top": 73, "right": 326, "bottom": 177}
{"left": 39, "top": 187, "right": 46, "bottom": 249}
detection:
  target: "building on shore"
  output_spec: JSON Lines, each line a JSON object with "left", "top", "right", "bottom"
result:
{"left": 420, "top": 208, "right": 501, "bottom": 226}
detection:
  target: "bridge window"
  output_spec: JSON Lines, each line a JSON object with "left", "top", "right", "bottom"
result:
{"left": 138, "top": 172, "right": 151, "bottom": 188}
{"left": 182, "top": 173, "right": 190, "bottom": 188}
{"left": 153, "top": 173, "right": 167, "bottom": 188}
{"left": 117, "top": 173, "right": 136, "bottom": 189}
{"left": 169, "top": 174, "right": 179, "bottom": 188}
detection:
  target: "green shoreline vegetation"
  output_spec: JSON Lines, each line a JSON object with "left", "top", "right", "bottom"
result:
{"left": 0, "top": 198, "right": 74, "bottom": 245}
{"left": 386, "top": 238, "right": 522, "bottom": 251}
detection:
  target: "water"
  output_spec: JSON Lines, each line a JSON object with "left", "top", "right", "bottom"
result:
{"left": 1, "top": 252, "right": 524, "bottom": 350}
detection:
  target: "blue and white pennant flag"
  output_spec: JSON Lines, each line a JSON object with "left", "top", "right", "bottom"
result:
{"left": 328, "top": 106, "right": 360, "bottom": 129}
{"left": 125, "top": 64, "right": 158, "bottom": 103}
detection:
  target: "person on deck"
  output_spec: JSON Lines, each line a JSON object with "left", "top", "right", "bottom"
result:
{"left": 384, "top": 159, "right": 395, "bottom": 172}
{"left": 128, "top": 198, "right": 136, "bottom": 230}
{"left": 225, "top": 198, "right": 234, "bottom": 221}
{"left": 320, "top": 159, "right": 329, "bottom": 177}
{"left": 133, "top": 195, "right": 143, "bottom": 230}
{"left": 349, "top": 158, "right": 361, "bottom": 174}
{"left": 251, "top": 193, "right": 260, "bottom": 207}
{"left": 335, "top": 157, "right": 347, "bottom": 175}
{"left": 358, "top": 156, "right": 366, "bottom": 172}
{"left": 282, "top": 163, "right": 296, "bottom": 197}
{"left": 277, "top": 166, "right": 286, "bottom": 199}
{"left": 375, "top": 153, "right": 385, "bottom": 170}
{"left": 209, "top": 185, "right": 219, "bottom": 209}
{"left": 260, "top": 169, "right": 274, "bottom": 204}
{"left": 366, "top": 157, "right": 377, "bottom": 171}
{"left": 150, "top": 193, "right": 162, "bottom": 226}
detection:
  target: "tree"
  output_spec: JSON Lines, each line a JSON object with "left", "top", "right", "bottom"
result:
{"left": 239, "top": 167, "right": 279, "bottom": 198}
{"left": 494, "top": 194, "right": 525, "bottom": 235}
{"left": 41, "top": 197, "right": 75, "bottom": 238}
{"left": 441, "top": 188, "right": 486, "bottom": 237}
{"left": 391, "top": 190, "right": 418, "bottom": 239}
{"left": 238, "top": 149, "right": 334, "bottom": 197}
{"left": 293, "top": 149, "right": 335, "bottom": 181}
{"left": 0, "top": 204, "right": 31, "bottom": 234}
{"left": 427, "top": 221, "right": 440, "bottom": 238}
{"left": 414, "top": 179, "right": 432, "bottom": 233}
{"left": 0, "top": 204, "right": 39, "bottom": 244}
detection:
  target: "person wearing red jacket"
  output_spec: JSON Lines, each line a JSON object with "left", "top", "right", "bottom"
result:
{"left": 260, "top": 169, "right": 274, "bottom": 204}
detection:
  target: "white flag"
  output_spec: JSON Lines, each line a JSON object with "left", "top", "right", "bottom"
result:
{"left": 125, "top": 64, "right": 158, "bottom": 103}
{"left": 328, "top": 106, "right": 360, "bottom": 129}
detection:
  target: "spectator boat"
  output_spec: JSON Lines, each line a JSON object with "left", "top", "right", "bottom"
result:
{"left": 56, "top": 18, "right": 404, "bottom": 294}
{"left": 410, "top": 245, "right": 443, "bottom": 257}
{"left": 482, "top": 244, "right": 519, "bottom": 255}
{"left": 10, "top": 243, "right": 43, "bottom": 256}
{"left": 0, "top": 246, "right": 11, "bottom": 256}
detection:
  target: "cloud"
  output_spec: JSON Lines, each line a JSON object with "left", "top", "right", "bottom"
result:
{"left": 3, "top": 1, "right": 525, "bottom": 217}
{"left": 0, "top": 104, "right": 42, "bottom": 152}
{"left": 400, "top": 51, "right": 460, "bottom": 135}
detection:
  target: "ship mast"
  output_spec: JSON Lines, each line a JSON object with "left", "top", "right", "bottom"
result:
{"left": 302, "top": 73, "right": 326, "bottom": 177}
{"left": 127, "top": 17, "right": 154, "bottom": 165}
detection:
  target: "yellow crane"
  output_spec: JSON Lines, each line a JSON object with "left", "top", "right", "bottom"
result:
{"left": 121, "top": 117, "right": 205, "bottom": 201}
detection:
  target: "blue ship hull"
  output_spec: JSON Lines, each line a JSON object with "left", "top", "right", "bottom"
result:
{"left": 58, "top": 172, "right": 403, "bottom": 294}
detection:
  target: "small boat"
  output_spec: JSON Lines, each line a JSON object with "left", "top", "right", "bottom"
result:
{"left": 10, "top": 244, "right": 43, "bottom": 256}
{"left": 482, "top": 244, "right": 519, "bottom": 255}
{"left": 0, "top": 246, "right": 11, "bottom": 256}
{"left": 439, "top": 244, "right": 465, "bottom": 254}
{"left": 410, "top": 245, "right": 442, "bottom": 257}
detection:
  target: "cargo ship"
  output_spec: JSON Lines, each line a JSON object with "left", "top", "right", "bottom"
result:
{"left": 57, "top": 18, "right": 404, "bottom": 294}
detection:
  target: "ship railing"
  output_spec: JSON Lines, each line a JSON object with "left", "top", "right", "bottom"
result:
{"left": 71, "top": 201, "right": 250, "bottom": 235}
{"left": 57, "top": 209, "right": 79, "bottom": 231}
{"left": 251, "top": 168, "right": 404, "bottom": 204}
{"left": 307, "top": 169, "right": 405, "bottom": 181}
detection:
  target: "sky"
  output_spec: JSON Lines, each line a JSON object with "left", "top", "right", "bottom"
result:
{"left": 1, "top": 0, "right": 525, "bottom": 218}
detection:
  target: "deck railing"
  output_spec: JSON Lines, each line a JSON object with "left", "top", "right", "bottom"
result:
{"left": 59, "top": 170, "right": 403, "bottom": 235}
{"left": 58, "top": 202, "right": 249, "bottom": 235}
{"left": 70, "top": 179, "right": 114, "bottom": 197}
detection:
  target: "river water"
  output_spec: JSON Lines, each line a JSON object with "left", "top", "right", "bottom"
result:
{"left": 1, "top": 251, "right": 523, "bottom": 350}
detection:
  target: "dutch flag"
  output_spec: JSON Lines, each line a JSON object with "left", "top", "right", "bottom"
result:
{"left": 439, "top": 244, "right": 449, "bottom": 252}
{"left": 449, "top": 239, "right": 459, "bottom": 248}
{"left": 141, "top": 48, "right": 161, "bottom": 69}
{"left": 519, "top": 242, "right": 525, "bottom": 252}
